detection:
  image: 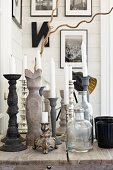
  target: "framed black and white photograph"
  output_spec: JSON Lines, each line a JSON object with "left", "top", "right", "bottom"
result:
{"left": 31, "top": 0, "right": 57, "bottom": 17}
{"left": 65, "top": 0, "right": 92, "bottom": 16}
{"left": 60, "top": 30, "right": 88, "bottom": 68}
{"left": 12, "top": 0, "right": 22, "bottom": 28}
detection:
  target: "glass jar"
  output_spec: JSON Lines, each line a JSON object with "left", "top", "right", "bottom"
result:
{"left": 67, "top": 108, "right": 93, "bottom": 152}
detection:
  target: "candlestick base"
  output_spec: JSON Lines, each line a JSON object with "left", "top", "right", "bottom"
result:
{"left": 0, "top": 138, "right": 26, "bottom": 152}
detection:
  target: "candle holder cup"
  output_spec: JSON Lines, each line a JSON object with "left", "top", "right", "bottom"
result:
{"left": 0, "top": 74, "right": 27, "bottom": 152}
{"left": 48, "top": 98, "right": 62, "bottom": 145}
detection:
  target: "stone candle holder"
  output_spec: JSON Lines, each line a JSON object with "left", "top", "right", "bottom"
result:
{"left": 25, "top": 69, "right": 42, "bottom": 146}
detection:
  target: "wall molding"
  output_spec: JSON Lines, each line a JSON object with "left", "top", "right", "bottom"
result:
{"left": 101, "top": 0, "right": 113, "bottom": 115}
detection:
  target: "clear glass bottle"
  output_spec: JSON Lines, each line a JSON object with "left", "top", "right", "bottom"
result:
{"left": 67, "top": 107, "right": 93, "bottom": 152}
{"left": 78, "top": 91, "right": 93, "bottom": 142}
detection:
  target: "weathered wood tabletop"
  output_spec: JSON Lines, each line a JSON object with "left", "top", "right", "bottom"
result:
{"left": 0, "top": 140, "right": 113, "bottom": 170}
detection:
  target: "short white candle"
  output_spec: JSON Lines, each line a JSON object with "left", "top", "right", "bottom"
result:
{"left": 64, "top": 63, "right": 69, "bottom": 105}
{"left": 10, "top": 56, "right": 16, "bottom": 74}
{"left": 69, "top": 65, "right": 72, "bottom": 81}
{"left": 22, "top": 55, "right": 27, "bottom": 79}
{"left": 42, "top": 112, "right": 48, "bottom": 123}
{"left": 36, "top": 50, "right": 42, "bottom": 70}
{"left": 81, "top": 41, "right": 88, "bottom": 77}
{"left": 50, "top": 58, "right": 56, "bottom": 98}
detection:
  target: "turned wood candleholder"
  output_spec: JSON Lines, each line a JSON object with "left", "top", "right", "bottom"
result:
{"left": 0, "top": 74, "right": 27, "bottom": 152}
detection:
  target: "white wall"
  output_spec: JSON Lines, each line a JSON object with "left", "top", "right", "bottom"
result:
{"left": 22, "top": 0, "right": 101, "bottom": 117}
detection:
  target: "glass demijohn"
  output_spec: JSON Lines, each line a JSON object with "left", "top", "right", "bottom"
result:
{"left": 67, "top": 107, "right": 93, "bottom": 152}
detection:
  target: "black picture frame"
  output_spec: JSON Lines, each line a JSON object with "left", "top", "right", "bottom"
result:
{"left": 30, "top": 0, "right": 58, "bottom": 17}
{"left": 60, "top": 29, "right": 88, "bottom": 69}
{"left": 65, "top": 0, "right": 92, "bottom": 17}
{"left": 12, "top": 0, "right": 22, "bottom": 29}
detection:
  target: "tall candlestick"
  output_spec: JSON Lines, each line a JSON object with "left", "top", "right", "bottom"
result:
{"left": 42, "top": 112, "right": 48, "bottom": 123}
{"left": 50, "top": 58, "right": 56, "bottom": 98}
{"left": 64, "top": 63, "right": 69, "bottom": 105}
{"left": 81, "top": 41, "right": 88, "bottom": 77}
{"left": 36, "top": 50, "right": 42, "bottom": 70}
{"left": 22, "top": 55, "right": 27, "bottom": 79}
{"left": 10, "top": 56, "right": 16, "bottom": 74}
{"left": 69, "top": 65, "right": 72, "bottom": 81}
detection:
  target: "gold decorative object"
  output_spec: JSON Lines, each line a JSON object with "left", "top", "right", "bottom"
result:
{"left": 33, "top": 123, "right": 57, "bottom": 154}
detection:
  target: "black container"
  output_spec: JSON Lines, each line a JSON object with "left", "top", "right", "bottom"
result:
{"left": 94, "top": 116, "right": 113, "bottom": 139}
{"left": 96, "top": 120, "right": 113, "bottom": 148}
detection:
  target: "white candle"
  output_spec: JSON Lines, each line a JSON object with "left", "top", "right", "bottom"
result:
{"left": 50, "top": 58, "right": 56, "bottom": 98}
{"left": 36, "top": 50, "right": 42, "bottom": 70}
{"left": 42, "top": 112, "right": 48, "bottom": 123}
{"left": 22, "top": 55, "right": 27, "bottom": 79}
{"left": 10, "top": 56, "right": 16, "bottom": 74}
{"left": 81, "top": 41, "right": 88, "bottom": 77}
{"left": 69, "top": 65, "right": 72, "bottom": 81}
{"left": 64, "top": 63, "right": 69, "bottom": 105}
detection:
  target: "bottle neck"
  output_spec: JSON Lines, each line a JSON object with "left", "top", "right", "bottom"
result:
{"left": 82, "top": 92, "right": 88, "bottom": 103}
{"left": 78, "top": 91, "right": 88, "bottom": 103}
{"left": 75, "top": 112, "right": 84, "bottom": 121}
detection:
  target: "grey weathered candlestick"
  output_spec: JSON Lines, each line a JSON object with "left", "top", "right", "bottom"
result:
{"left": 48, "top": 98, "right": 62, "bottom": 145}
{"left": 0, "top": 74, "right": 27, "bottom": 152}
{"left": 57, "top": 90, "right": 66, "bottom": 136}
{"left": 25, "top": 69, "right": 42, "bottom": 146}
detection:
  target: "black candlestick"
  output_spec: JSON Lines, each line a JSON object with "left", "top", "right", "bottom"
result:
{"left": 0, "top": 74, "right": 27, "bottom": 152}
{"left": 48, "top": 98, "right": 62, "bottom": 145}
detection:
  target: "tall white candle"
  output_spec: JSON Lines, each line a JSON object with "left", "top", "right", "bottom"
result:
{"left": 36, "top": 50, "right": 42, "bottom": 70}
{"left": 10, "top": 56, "right": 16, "bottom": 74}
{"left": 22, "top": 55, "right": 27, "bottom": 79}
{"left": 50, "top": 58, "right": 56, "bottom": 98}
{"left": 81, "top": 41, "right": 88, "bottom": 77}
{"left": 64, "top": 63, "right": 69, "bottom": 105}
{"left": 69, "top": 65, "right": 72, "bottom": 81}
{"left": 42, "top": 112, "right": 48, "bottom": 123}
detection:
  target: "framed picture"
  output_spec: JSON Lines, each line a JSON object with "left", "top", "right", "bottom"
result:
{"left": 60, "top": 29, "right": 88, "bottom": 69}
{"left": 65, "top": 0, "right": 92, "bottom": 17}
{"left": 31, "top": 0, "right": 57, "bottom": 17}
{"left": 12, "top": 0, "right": 22, "bottom": 28}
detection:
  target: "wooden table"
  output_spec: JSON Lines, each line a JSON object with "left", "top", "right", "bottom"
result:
{"left": 0, "top": 141, "right": 113, "bottom": 170}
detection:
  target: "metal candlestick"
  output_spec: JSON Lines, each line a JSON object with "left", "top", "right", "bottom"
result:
{"left": 82, "top": 76, "right": 89, "bottom": 91}
{"left": 33, "top": 123, "right": 56, "bottom": 154}
{"left": 18, "top": 80, "right": 28, "bottom": 134}
{"left": 48, "top": 98, "right": 62, "bottom": 145}
{"left": 0, "top": 74, "right": 27, "bottom": 152}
